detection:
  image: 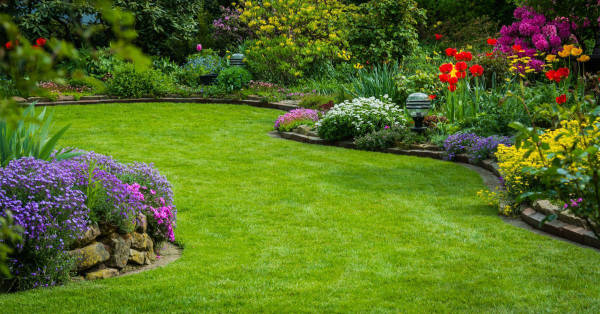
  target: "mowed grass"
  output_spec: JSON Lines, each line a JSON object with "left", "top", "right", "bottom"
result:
{"left": 1, "top": 102, "right": 599, "bottom": 313}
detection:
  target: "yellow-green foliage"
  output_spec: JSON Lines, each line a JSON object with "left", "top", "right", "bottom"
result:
{"left": 239, "top": 0, "right": 356, "bottom": 83}
{"left": 496, "top": 119, "right": 600, "bottom": 199}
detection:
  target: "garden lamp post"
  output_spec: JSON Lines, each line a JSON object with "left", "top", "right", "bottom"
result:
{"left": 230, "top": 53, "right": 245, "bottom": 67}
{"left": 405, "top": 92, "right": 431, "bottom": 133}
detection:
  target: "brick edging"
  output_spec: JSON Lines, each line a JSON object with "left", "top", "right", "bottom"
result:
{"left": 274, "top": 130, "right": 600, "bottom": 249}
{"left": 521, "top": 207, "right": 600, "bottom": 248}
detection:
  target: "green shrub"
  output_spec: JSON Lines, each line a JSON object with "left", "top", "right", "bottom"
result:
{"left": 107, "top": 63, "right": 176, "bottom": 98}
{"left": 355, "top": 126, "right": 408, "bottom": 151}
{"left": 299, "top": 95, "right": 335, "bottom": 110}
{"left": 176, "top": 51, "right": 224, "bottom": 87}
{"left": 216, "top": 67, "right": 252, "bottom": 92}
{"left": 81, "top": 48, "right": 126, "bottom": 80}
{"left": 348, "top": 0, "right": 424, "bottom": 64}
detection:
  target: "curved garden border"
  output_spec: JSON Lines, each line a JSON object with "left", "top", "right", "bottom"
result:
{"left": 25, "top": 96, "right": 599, "bottom": 250}
{"left": 17, "top": 95, "right": 299, "bottom": 111}
{"left": 272, "top": 130, "right": 600, "bottom": 250}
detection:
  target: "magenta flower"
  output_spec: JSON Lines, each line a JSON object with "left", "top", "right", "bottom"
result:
{"left": 196, "top": 44, "right": 202, "bottom": 52}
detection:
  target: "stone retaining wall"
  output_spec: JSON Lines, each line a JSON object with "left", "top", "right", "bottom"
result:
{"left": 69, "top": 214, "right": 161, "bottom": 280}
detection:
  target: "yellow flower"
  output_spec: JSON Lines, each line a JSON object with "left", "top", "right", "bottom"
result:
{"left": 571, "top": 47, "right": 583, "bottom": 56}
{"left": 558, "top": 49, "right": 570, "bottom": 58}
{"left": 353, "top": 63, "right": 364, "bottom": 69}
{"left": 545, "top": 54, "right": 557, "bottom": 62}
{"left": 577, "top": 55, "right": 591, "bottom": 62}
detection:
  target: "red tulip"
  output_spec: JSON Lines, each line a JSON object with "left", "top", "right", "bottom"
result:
{"left": 429, "top": 94, "right": 436, "bottom": 100}
{"left": 439, "top": 63, "right": 453, "bottom": 74}
{"left": 469, "top": 64, "right": 484, "bottom": 77}
{"left": 4, "top": 41, "right": 13, "bottom": 50}
{"left": 557, "top": 67, "right": 569, "bottom": 78}
{"left": 448, "top": 84, "right": 457, "bottom": 92}
{"left": 35, "top": 37, "right": 47, "bottom": 47}
{"left": 457, "top": 71, "right": 466, "bottom": 79}
{"left": 455, "top": 61, "right": 467, "bottom": 72}
{"left": 448, "top": 76, "right": 458, "bottom": 85}
{"left": 556, "top": 94, "right": 567, "bottom": 104}
{"left": 439, "top": 73, "right": 450, "bottom": 83}
{"left": 445, "top": 48, "right": 457, "bottom": 57}
{"left": 487, "top": 38, "right": 498, "bottom": 46}
{"left": 435, "top": 34, "right": 443, "bottom": 41}
{"left": 455, "top": 51, "right": 473, "bottom": 61}
{"left": 512, "top": 44, "right": 523, "bottom": 52}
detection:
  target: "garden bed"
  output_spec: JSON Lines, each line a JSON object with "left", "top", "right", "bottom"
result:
{"left": 15, "top": 95, "right": 299, "bottom": 112}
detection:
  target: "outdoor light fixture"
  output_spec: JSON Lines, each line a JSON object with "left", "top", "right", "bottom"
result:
{"left": 230, "top": 53, "right": 245, "bottom": 67}
{"left": 405, "top": 92, "right": 431, "bottom": 133}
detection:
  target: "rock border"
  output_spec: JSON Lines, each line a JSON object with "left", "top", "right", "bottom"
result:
{"left": 18, "top": 95, "right": 299, "bottom": 112}
{"left": 273, "top": 130, "right": 600, "bottom": 250}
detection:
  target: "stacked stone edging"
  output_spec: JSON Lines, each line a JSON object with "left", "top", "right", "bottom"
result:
{"left": 69, "top": 214, "right": 165, "bottom": 280}
{"left": 275, "top": 129, "right": 600, "bottom": 250}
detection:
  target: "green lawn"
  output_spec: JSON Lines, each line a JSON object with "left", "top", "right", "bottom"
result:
{"left": 1, "top": 102, "right": 599, "bottom": 312}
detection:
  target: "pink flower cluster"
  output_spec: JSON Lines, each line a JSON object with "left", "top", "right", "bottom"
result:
{"left": 274, "top": 108, "right": 320, "bottom": 131}
{"left": 249, "top": 80, "right": 277, "bottom": 89}
{"left": 564, "top": 198, "right": 584, "bottom": 210}
{"left": 498, "top": 6, "right": 574, "bottom": 72}
{"left": 149, "top": 204, "right": 175, "bottom": 242}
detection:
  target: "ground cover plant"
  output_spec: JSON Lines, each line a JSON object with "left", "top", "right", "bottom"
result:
{"left": 1, "top": 103, "right": 600, "bottom": 312}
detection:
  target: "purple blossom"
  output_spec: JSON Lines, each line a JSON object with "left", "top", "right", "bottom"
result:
{"left": 497, "top": 6, "right": 575, "bottom": 71}
{"left": 444, "top": 134, "right": 512, "bottom": 162}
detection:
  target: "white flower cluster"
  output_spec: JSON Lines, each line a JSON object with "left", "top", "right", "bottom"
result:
{"left": 316, "top": 95, "right": 406, "bottom": 136}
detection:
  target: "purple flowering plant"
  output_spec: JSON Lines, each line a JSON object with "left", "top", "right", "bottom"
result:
{"left": 212, "top": 6, "right": 254, "bottom": 48}
{"left": 0, "top": 151, "right": 177, "bottom": 291}
{"left": 498, "top": 6, "right": 574, "bottom": 72}
{"left": 274, "top": 108, "right": 320, "bottom": 132}
{"left": 444, "top": 133, "right": 512, "bottom": 162}
{"left": 0, "top": 157, "right": 88, "bottom": 291}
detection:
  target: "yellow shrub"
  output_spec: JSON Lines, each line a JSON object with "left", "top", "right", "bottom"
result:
{"left": 496, "top": 120, "right": 600, "bottom": 198}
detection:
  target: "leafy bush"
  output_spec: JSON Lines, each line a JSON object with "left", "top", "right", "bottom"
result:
{"left": 176, "top": 51, "right": 225, "bottom": 87}
{"left": 80, "top": 48, "right": 126, "bottom": 80}
{"left": 348, "top": 0, "right": 424, "bottom": 64}
{"left": 274, "top": 109, "right": 320, "bottom": 132}
{"left": 346, "top": 63, "right": 404, "bottom": 103}
{"left": 503, "top": 117, "right": 600, "bottom": 231}
{"left": 317, "top": 96, "right": 407, "bottom": 141}
{"left": 354, "top": 126, "right": 410, "bottom": 151}
{"left": 0, "top": 104, "right": 78, "bottom": 167}
{"left": 216, "top": 67, "right": 252, "bottom": 92}
{"left": 239, "top": 0, "right": 356, "bottom": 83}
{"left": 0, "top": 211, "right": 22, "bottom": 278}
{"left": 299, "top": 95, "right": 335, "bottom": 110}
{"left": 107, "top": 63, "right": 176, "bottom": 98}
{"left": 212, "top": 5, "right": 254, "bottom": 50}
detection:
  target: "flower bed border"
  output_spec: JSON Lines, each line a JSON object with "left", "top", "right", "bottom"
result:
{"left": 274, "top": 130, "right": 600, "bottom": 250}
{"left": 17, "top": 95, "right": 298, "bottom": 111}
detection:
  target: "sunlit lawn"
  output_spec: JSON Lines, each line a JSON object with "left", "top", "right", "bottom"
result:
{"left": 1, "top": 102, "right": 599, "bottom": 313}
